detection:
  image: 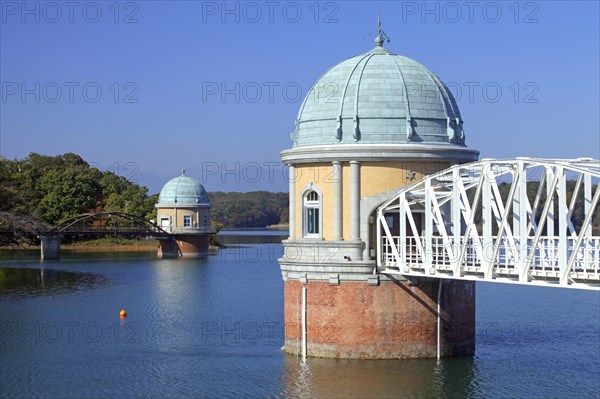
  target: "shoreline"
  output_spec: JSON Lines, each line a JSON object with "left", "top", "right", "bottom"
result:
{"left": 0, "top": 228, "right": 287, "bottom": 252}
{"left": 0, "top": 243, "right": 158, "bottom": 252}
{"left": 0, "top": 241, "right": 227, "bottom": 252}
{"left": 265, "top": 224, "right": 289, "bottom": 230}
{"left": 63, "top": 244, "right": 158, "bottom": 252}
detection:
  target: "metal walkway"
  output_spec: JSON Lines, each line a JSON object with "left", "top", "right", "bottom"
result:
{"left": 45, "top": 211, "right": 171, "bottom": 239}
{"left": 377, "top": 158, "right": 600, "bottom": 290}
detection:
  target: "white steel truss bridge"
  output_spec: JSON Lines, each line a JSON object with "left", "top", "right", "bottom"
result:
{"left": 376, "top": 158, "right": 600, "bottom": 290}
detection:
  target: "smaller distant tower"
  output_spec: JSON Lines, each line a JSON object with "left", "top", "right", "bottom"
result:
{"left": 155, "top": 170, "right": 211, "bottom": 257}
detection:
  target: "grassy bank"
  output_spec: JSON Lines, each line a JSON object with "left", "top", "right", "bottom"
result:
{"left": 1, "top": 237, "right": 226, "bottom": 252}
{"left": 0, "top": 237, "right": 158, "bottom": 252}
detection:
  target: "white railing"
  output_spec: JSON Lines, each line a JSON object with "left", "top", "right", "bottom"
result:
{"left": 377, "top": 158, "right": 600, "bottom": 290}
{"left": 380, "top": 235, "right": 600, "bottom": 286}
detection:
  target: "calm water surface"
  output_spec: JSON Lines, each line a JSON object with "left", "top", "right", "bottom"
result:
{"left": 1, "top": 233, "right": 599, "bottom": 398}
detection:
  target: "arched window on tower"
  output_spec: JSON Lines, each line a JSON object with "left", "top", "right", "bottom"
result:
{"left": 303, "top": 190, "right": 320, "bottom": 238}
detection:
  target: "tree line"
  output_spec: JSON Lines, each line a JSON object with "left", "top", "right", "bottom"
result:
{"left": 0, "top": 153, "right": 289, "bottom": 236}
{"left": 0, "top": 153, "right": 157, "bottom": 235}
{"left": 0, "top": 153, "right": 596, "bottom": 236}
{"left": 208, "top": 191, "right": 288, "bottom": 228}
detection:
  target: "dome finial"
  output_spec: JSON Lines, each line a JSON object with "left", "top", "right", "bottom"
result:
{"left": 375, "top": 13, "right": 390, "bottom": 47}
{"left": 181, "top": 169, "right": 186, "bottom": 176}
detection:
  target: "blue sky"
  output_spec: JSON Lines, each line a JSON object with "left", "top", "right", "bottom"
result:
{"left": 1, "top": 1, "right": 599, "bottom": 193}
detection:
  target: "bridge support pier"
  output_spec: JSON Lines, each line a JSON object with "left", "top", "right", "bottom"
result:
{"left": 157, "top": 238, "right": 180, "bottom": 258}
{"left": 39, "top": 235, "right": 62, "bottom": 260}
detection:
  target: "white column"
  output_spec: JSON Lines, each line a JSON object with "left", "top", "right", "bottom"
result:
{"left": 425, "top": 179, "right": 432, "bottom": 273}
{"left": 546, "top": 167, "right": 555, "bottom": 236}
{"left": 332, "top": 161, "right": 343, "bottom": 241}
{"left": 482, "top": 175, "right": 492, "bottom": 278}
{"left": 452, "top": 168, "right": 461, "bottom": 276}
{"left": 350, "top": 161, "right": 361, "bottom": 241}
{"left": 558, "top": 168, "right": 568, "bottom": 280}
{"left": 584, "top": 173, "right": 592, "bottom": 237}
{"left": 289, "top": 164, "right": 296, "bottom": 240}
{"left": 515, "top": 161, "right": 528, "bottom": 278}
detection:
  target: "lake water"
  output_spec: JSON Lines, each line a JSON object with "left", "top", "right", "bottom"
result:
{"left": 1, "top": 232, "right": 599, "bottom": 398}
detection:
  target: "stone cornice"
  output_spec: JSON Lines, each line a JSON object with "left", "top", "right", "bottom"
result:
{"left": 155, "top": 204, "right": 210, "bottom": 209}
{"left": 280, "top": 143, "right": 479, "bottom": 164}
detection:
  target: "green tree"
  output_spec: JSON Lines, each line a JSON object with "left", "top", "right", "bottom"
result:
{"left": 209, "top": 191, "right": 288, "bottom": 227}
{"left": 37, "top": 167, "right": 102, "bottom": 223}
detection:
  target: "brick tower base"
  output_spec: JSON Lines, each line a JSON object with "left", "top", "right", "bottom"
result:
{"left": 283, "top": 277, "right": 475, "bottom": 359}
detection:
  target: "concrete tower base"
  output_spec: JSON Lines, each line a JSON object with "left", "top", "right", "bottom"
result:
{"left": 283, "top": 277, "right": 475, "bottom": 359}
{"left": 157, "top": 239, "right": 180, "bottom": 258}
{"left": 39, "top": 235, "right": 62, "bottom": 260}
{"left": 157, "top": 234, "right": 209, "bottom": 258}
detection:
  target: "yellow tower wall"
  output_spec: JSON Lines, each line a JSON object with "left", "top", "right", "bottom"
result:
{"left": 293, "top": 161, "right": 450, "bottom": 240}
{"left": 155, "top": 207, "right": 210, "bottom": 229}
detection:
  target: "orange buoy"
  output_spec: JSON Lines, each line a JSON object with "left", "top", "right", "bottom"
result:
{"left": 120, "top": 309, "right": 127, "bottom": 318}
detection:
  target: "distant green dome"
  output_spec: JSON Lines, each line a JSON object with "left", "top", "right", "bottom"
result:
{"left": 157, "top": 171, "right": 209, "bottom": 206}
{"left": 292, "top": 44, "right": 466, "bottom": 147}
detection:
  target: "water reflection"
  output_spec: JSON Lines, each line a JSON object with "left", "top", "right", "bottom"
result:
{"left": 0, "top": 236, "right": 597, "bottom": 398}
{"left": 279, "top": 354, "right": 476, "bottom": 399}
{"left": 0, "top": 267, "right": 106, "bottom": 297}
{"left": 150, "top": 256, "right": 210, "bottom": 325}
{"left": 217, "top": 232, "right": 287, "bottom": 245}
{"left": 0, "top": 248, "right": 39, "bottom": 262}
{"left": 0, "top": 248, "right": 158, "bottom": 263}
{"left": 432, "top": 358, "right": 478, "bottom": 399}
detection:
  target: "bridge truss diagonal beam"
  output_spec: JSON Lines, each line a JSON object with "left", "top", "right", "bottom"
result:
{"left": 46, "top": 212, "right": 171, "bottom": 238}
{"left": 377, "top": 158, "right": 600, "bottom": 290}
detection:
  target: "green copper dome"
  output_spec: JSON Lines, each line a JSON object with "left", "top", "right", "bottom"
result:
{"left": 157, "top": 171, "right": 209, "bottom": 206}
{"left": 292, "top": 42, "right": 466, "bottom": 147}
